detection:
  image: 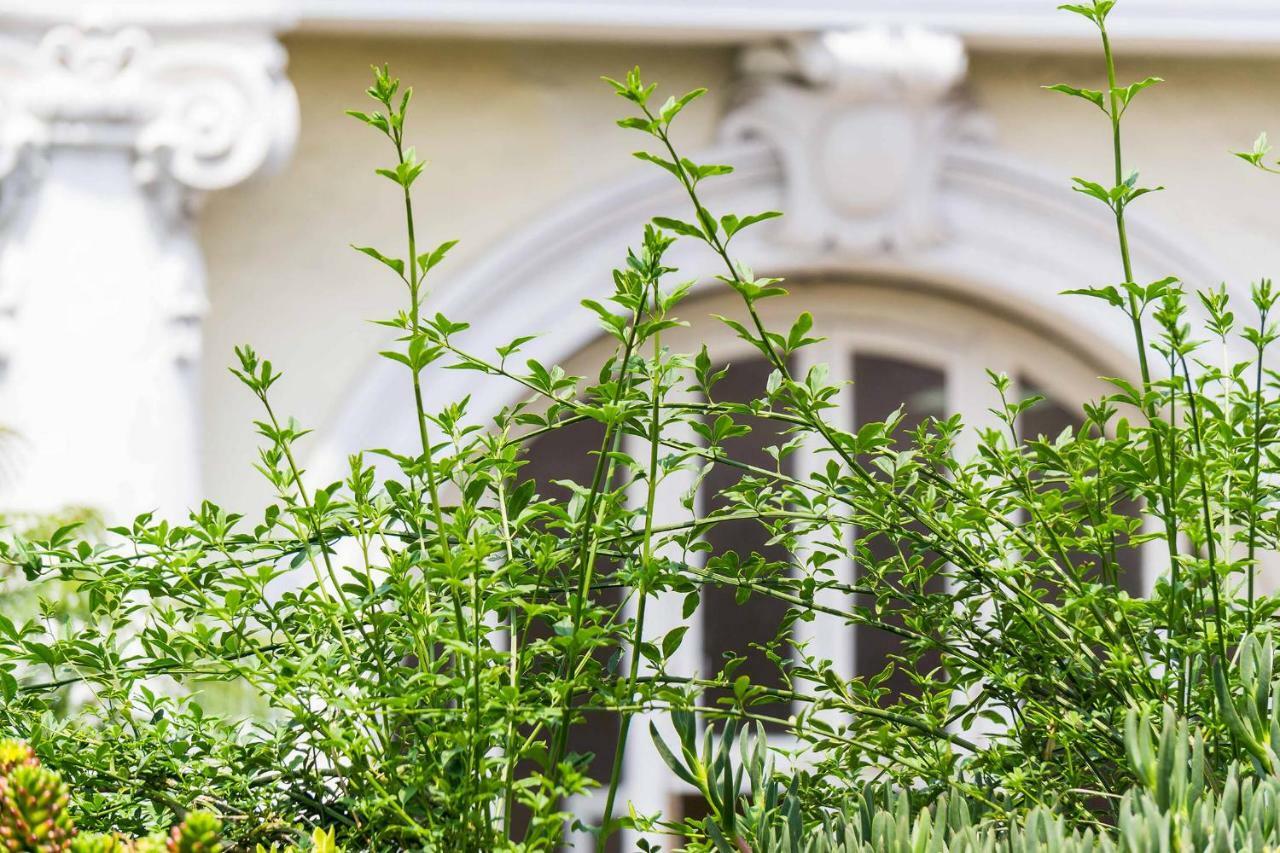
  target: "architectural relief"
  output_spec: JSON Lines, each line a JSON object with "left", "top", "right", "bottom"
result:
{"left": 721, "top": 27, "right": 976, "bottom": 254}
{"left": 0, "top": 8, "right": 296, "bottom": 515}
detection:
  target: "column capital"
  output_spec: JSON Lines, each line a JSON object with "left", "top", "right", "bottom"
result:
{"left": 0, "top": 2, "right": 298, "bottom": 198}
{"left": 0, "top": 3, "right": 299, "bottom": 517}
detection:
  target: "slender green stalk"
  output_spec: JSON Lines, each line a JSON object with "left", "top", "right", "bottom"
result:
{"left": 536, "top": 277, "right": 653, "bottom": 844}
{"left": 1246, "top": 302, "right": 1270, "bottom": 631}
{"left": 384, "top": 93, "right": 484, "bottom": 842}
{"left": 599, "top": 279, "right": 666, "bottom": 849}
{"left": 495, "top": 453, "right": 523, "bottom": 840}
{"left": 1179, "top": 354, "right": 1229, "bottom": 669}
{"left": 1097, "top": 14, "right": 1185, "bottom": 701}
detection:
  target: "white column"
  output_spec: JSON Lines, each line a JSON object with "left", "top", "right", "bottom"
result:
{"left": 790, "top": 341, "right": 855, "bottom": 724}
{"left": 0, "top": 7, "right": 297, "bottom": 517}
{"left": 617, "top": 398, "right": 702, "bottom": 851}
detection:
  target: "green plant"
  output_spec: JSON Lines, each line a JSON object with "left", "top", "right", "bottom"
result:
{"left": 3, "top": 0, "right": 1280, "bottom": 849}
{"left": 0, "top": 741, "right": 337, "bottom": 853}
{"left": 69, "top": 833, "right": 129, "bottom": 853}
{"left": 165, "top": 812, "right": 221, "bottom": 853}
{"left": 0, "top": 763, "right": 74, "bottom": 852}
{"left": 660, "top": 703, "right": 1280, "bottom": 852}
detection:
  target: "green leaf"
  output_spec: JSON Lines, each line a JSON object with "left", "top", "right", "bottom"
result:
{"left": 661, "top": 627, "right": 688, "bottom": 659}
{"left": 496, "top": 335, "right": 537, "bottom": 360}
{"left": 1071, "top": 177, "right": 1113, "bottom": 206}
{"left": 616, "top": 116, "right": 655, "bottom": 133}
{"left": 417, "top": 239, "right": 459, "bottom": 273}
{"left": 660, "top": 88, "right": 706, "bottom": 124}
{"left": 1044, "top": 83, "right": 1106, "bottom": 111}
{"left": 785, "top": 311, "right": 821, "bottom": 352}
{"left": 633, "top": 151, "right": 681, "bottom": 178}
{"left": 1114, "top": 76, "right": 1163, "bottom": 112}
{"left": 649, "top": 722, "right": 699, "bottom": 787}
{"left": 1058, "top": 1, "right": 1112, "bottom": 23}
{"left": 722, "top": 210, "right": 782, "bottom": 240}
{"left": 352, "top": 244, "right": 406, "bottom": 277}
{"left": 652, "top": 216, "right": 705, "bottom": 240}
{"left": 1235, "top": 131, "right": 1272, "bottom": 168}
{"left": 1062, "top": 285, "right": 1125, "bottom": 308}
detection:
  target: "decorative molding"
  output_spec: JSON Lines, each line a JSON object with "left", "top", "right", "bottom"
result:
{"left": 0, "top": 10, "right": 298, "bottom": 365}
{"left": 0, "top": 13, "right": 297, "bottom": 196}
{"left": 294, "top": 0, "right": 1280, "bottom": 55}
{"left": 311, "top": 143, "right": 1228, "bottom": 483}
{"left": 0, "top": 7, "right": 298, "bottom": 516}
{"left": 720, "top": 28, "right": 978, "bottom": 255}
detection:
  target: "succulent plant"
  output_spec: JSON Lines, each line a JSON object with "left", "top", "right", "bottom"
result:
{"left": 0, "top": 739, "right": 288, "bottom": 853}
{"left": 0, "top": 742, "right": 37, "bottom": 779}
{"left": 165, "top": 812, "right": 222, "bottom": 853}
{"left": 0, "top": 764, "right": 75, "bottom": 852}
{"left": 69, "top": 833, "right": 128, "bottom": 853}
{"left": 131, "top": 835, "right": 168, "bottom": 853}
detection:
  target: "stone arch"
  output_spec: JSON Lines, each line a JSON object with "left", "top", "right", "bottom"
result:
{"left": 309, "top": 29, "right": 1224, "bottom": 478}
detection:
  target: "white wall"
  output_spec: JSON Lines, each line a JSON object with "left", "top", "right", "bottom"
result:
{"left": 198, "top": 35, "right": 1280, "bottom": 510}
{"left": 199, "top": 35, "right": 733, "bottom": 508}
{"left": 968, "top": 51, "right": 1280, "bottom": 282}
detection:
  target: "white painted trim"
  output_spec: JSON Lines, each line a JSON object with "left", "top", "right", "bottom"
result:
{"left": 306, "top": 136, "right": 1230, "bottom": 484}
{"left": 300, "top": 73, "right": 1232, "bottom": 838}
{"left": 0, "top": 2, "right": 295, "bottom": 32}
{"left": 294, "top": 0, "right": 1280, "bottom": 54}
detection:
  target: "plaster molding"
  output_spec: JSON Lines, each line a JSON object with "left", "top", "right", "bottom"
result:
{"left": 0, "top": 14, "right": 297, "bottom": 197}
{"left": 0, "top": 10, "right": 298, "bottom": 362}
{"left": 0, "top": 8, "right": 298, "bottom": 516}
{"left": 721, "top": 28, "right": 978, "bottom": 255}
{"left": 294, "top": 0, "right": 1280, "bottom": 55}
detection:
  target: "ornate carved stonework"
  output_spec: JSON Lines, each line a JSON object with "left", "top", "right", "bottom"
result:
{"left": 0, "top": 7, "right": 296, "bottom": 178}
{"left": 721, "top": 27, "right": 979, "bottom": 255}
{"left": 0, "top": 5, "right": 297, "bottom": 516}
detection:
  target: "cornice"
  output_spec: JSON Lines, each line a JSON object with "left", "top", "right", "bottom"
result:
{"left": 293, "top": 0, "right": 1280, "bottom": 54}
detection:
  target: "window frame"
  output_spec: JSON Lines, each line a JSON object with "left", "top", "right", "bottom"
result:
{"left": 542, "top": 279, "right": 1145, "bottom": 849}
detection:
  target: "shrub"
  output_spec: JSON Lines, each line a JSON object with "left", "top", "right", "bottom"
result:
{"left": 2, "top": 0, "right": 1280, "bottom": 849}
{"left": 0, "top": 739, "right": 312, "bottom": 853}
{"left": 666, "top": 705, "right": 1280, "bottom": 852}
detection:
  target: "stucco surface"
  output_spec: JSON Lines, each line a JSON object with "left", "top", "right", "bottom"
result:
{"left": 199, "top": 35, "right": 733, "bottom": 507}
{"left": 198, "top": 35, "right": 1280, "bottom": 509}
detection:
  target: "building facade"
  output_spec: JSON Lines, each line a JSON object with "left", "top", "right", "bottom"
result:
{"left": 1, "top": 0, "right": 1279, "bottom": 847}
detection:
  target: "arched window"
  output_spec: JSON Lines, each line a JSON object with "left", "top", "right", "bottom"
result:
{"left": 308, "top": 41, "right": 1222, "bottom": 846}
{"left": 521, "top": 279, "right": 1144, "bottom": 848}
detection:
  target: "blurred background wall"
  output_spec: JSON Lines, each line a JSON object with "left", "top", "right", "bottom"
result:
{"left": 0, "top": 0, "right": 1278, "bottom": 510}
{"left": 5, "top": 3, "right": 1280, "bottom": 845}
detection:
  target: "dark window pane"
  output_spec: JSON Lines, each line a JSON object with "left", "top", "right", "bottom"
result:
{"left": 510, "top": 416, "right": 625, "bottom": 842}
{"left": 1019, "top": 379, "right": 1143, "bottom": 597}
{"left": 677, "top": 793, "right": 714, "bottom": 847}
{"left": 701, "top": 357, "right": 793, "bottom": 726}
{"left": 852, "top": 354, "right": 947, "bottom": 701}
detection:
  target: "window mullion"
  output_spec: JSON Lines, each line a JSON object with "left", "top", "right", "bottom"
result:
{"left": 792, "top": 340, "right": 856, "bottom": 727}
{"left": 945, "top": 343, "right": 1014, "bottom": 743}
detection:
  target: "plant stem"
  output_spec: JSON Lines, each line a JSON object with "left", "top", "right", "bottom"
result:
{"left": 599, "top": 279, "right": 666, "bottom": 850}
{"left": 1246, "top": 306, "right": 1268, "bottom": 632}
{"left": 537, "top": 280, "right": 652, "bottom": 845}
{"left": 389, "top": 117, "right": 483, "bottom": 843}
{"left": 1179, "top": 354, "right": 1230, "bottom": 669}
{"left": 1098, "top": 17, "right": 1185, "bottom": 701}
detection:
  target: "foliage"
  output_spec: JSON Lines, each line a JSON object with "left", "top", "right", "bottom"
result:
{"left": 2, "top": 0, "right": 1280, "bottom": 850}
{"left": 673, "top": 706, "right": 1280, "bottom": 852}
{"left": 0, "top": 740, "right": 305, "bottom": 853}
